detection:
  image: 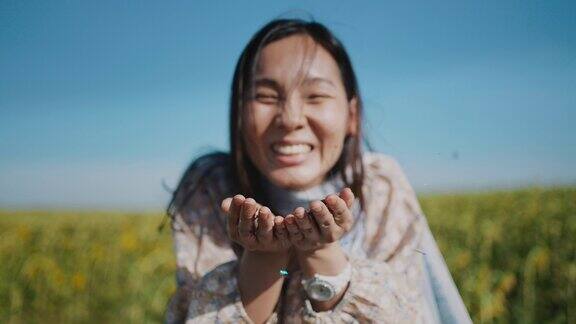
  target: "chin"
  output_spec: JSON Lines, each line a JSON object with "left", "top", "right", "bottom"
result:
{"left": 267, "top": 168, "right": 322, "bottom": 191}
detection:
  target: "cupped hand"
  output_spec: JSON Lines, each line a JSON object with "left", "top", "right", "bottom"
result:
{"left": 283, "top": 188, "right": 355, "bottom": 252}
{"left": 221, "top": 195, "right": 291, "bottom": 253}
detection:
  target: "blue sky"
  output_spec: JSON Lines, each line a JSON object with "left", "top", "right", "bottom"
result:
{"left": 1, "top": 1, "right": 575, "bottom": 209}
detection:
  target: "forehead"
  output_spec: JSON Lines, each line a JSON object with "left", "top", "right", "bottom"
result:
{"left": 255, "top": 34, "right": 342, "bottom": 87}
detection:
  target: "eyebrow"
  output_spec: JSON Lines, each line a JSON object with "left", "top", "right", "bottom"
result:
{"left": 253, "top": 77, "right": 336, "bottom": 90}
{"left": 302, "top": 77, "right": 336, "bottom": 88}
{"left": 253, "top": 78, "right": 281, "bottom": 91}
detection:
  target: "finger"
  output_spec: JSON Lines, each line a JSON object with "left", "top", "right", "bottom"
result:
{"left": 285, "top": 214, "right": 304, "bottom": 242}
{"left": 228, "top": 195, "right": 245, "bottom": 241}
{"left": 274, "top": 216, "right": 290, "bottom": 247}
{"left": 294, "top": 207, "right": 320, "bottom": 240}
{"left": 325, "top": 194, "right": 353, "bottom": 230}
{"left": 309, "top": 200, "right": 338, "bottom": 240}
{"left": 256, "top": 207, "right": 274, "bottom": 243}
{"left": 339, "top": 187, "right": 355, "bottom": 209}
{"left": 238, "top": 198, "right": 258, "bottom": 238}
{"left": 252, "top": 202, "right": 263, "bottom": 230}
{"left": 221, "top": 197, "right": 233, "bottom": 213}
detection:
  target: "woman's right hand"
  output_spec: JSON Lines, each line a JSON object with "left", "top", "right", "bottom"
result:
{"left": 283, "top": 188, "right": 355, "bottom": 252}
{"left": 221, "top": 195, "right": 291, "bottom": 253}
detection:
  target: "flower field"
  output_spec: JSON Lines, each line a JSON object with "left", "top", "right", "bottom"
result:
{"left": 1, "top": 186, "right": 574, "bottom": 323}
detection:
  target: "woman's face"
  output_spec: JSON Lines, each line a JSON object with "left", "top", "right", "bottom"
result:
{"left": 243, "top": 34, "right": 357, "bottom": 190}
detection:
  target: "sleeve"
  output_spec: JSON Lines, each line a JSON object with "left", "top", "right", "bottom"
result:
{"left": 383, "top": 156, "right": 471, "bottom": 322}
{"left": 299, "top": 154, "right": 466, "bottom": 323}
{"left": 165, "top": 219, "right": 200, "bottom": 324}
{"left": 167, "top": 211, "right": 253, "bottom": 324}
{"left": 300, "top": 223, "right": 426, "bottom": 323}
{"left": 165, "top": 154, "right": 267, "bottom": 324}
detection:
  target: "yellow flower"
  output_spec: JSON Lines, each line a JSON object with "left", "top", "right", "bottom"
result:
{"left": 454, "top": 250, "right": 471, "bottom": 271}
{"left": 498, "top": 273, "right": 517, "bottom": 295}
{"left": 120, "top": 231, "right": 138, "bottom": 252}
{"left": 72, "top": 273, "right": 87, "bottom": 291}
{"left": 16, "top": 225, "right": 31, "bottom": 242}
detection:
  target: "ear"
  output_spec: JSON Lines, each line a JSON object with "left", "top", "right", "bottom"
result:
{"left": 347, "top": 97, "right": 358, "bottom": 136}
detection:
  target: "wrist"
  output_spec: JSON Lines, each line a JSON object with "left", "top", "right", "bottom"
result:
{"left": 301, "top": 262, "right": 352, "bottom": 303}
{"left": 296, "top": 242, "right": 341, "bottom": 260}
{"left": 296, "top": 242, "right": 348, "bottom": 277}
{"left": 239, "top": 250, "right": 290, "bottom": 289}
{"left": 237, "top": 249, "right": 290, "bottom": 324}
{"left": 242, "top": 249, "right": 290, "bottom": 267}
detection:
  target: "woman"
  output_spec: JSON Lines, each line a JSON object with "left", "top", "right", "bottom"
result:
{"left": 166, "top": 19, "right": 471, "bottom": 323}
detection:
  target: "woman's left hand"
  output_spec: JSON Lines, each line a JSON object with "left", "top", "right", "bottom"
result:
{"left": 221, "top": 195, "right": 292, "bottom": 253}
{"left": 283, "top": 188, "right": 355, "bottom": 252}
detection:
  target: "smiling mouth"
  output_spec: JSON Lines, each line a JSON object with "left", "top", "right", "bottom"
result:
{"left": 271, "top": 143, "right": 313, "bottom": 155}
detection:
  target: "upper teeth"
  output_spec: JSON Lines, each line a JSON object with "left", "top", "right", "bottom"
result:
{"left": 272, "top": 144, "right": 312, "bottom": 155}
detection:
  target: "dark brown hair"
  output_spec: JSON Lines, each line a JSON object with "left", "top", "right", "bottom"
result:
{"left": 164, "top": 18, "right": 368, "bottom": 228}
{"left": 230, "top": 18, "right": 367, "bottom": 211}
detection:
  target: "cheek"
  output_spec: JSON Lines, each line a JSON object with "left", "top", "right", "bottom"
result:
{"left": 311, "top": 108, "right": 350, "bottom": 150}
{"left": 243, "top": 108, "right": 275, "bottom": 150}
{"left": 318, "top": 131, "right": 346, "bottom": 164}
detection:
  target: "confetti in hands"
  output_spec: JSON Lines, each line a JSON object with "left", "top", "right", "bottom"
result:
{"left": 221, "top": 188, "right": 355, "bottom": 253}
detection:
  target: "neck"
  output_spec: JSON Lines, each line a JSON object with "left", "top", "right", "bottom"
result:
{"left": 260, "top": 174, "right": 344, "bottom": 216}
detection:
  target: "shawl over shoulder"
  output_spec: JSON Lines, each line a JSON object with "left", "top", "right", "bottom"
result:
{"left": 165, "top": 151, "right": 472, "bottom": 323}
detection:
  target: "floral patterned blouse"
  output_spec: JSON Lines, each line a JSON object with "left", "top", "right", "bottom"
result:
{"left": 165, "top": 152, "right": 472, "bottom": 323}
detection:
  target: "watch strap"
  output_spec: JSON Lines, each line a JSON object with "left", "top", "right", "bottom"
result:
{"left": 301, "top": 262, "right": 352, "bottom": 299}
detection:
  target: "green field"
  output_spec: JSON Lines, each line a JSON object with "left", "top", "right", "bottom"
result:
{"left": 1, "top": 186, "right": 575, "bottom": 323}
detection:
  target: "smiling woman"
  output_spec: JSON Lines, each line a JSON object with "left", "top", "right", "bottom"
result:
{"left": 244, "top": 34, "right": 357, "bottom": 191}
{"left": 165, "top": 18, "right": 472, "bottom": 324}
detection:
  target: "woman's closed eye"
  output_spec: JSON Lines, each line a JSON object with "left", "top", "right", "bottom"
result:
{"left": 255, "top": 93, "right": 280, "bottom": 104}
{"left": 306, "top": 93, "right": 331, "bottom": 104}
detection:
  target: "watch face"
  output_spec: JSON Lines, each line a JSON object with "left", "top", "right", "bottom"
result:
{"left": 308, "top": 280, "right": 335, "bottom": 301}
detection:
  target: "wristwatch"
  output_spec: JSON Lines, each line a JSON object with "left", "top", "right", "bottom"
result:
{"left": 301, "top": 263, "right": 352, "bottom": 302}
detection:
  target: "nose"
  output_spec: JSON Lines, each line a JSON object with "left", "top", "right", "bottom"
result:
{"left": 276, "top": 95, "right": 305, "bottom": 131}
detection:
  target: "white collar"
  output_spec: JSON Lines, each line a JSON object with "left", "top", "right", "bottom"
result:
{"left": 260, "top": 173, "right": 344, "bottom": 216}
